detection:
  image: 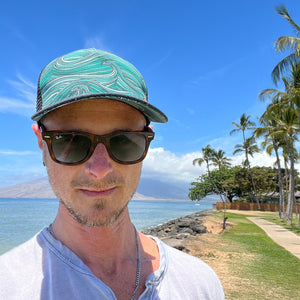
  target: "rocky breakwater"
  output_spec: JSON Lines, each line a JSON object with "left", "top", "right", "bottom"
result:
{"left": 142, "top": 209, "right": 213, "bottom": 253}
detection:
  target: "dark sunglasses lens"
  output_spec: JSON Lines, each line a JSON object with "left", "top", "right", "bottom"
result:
{"left": 110, "top": 133, "right": 147, "bottom": 162}
{"left": 52, "top": 134, "right": 91, "bottom": 163}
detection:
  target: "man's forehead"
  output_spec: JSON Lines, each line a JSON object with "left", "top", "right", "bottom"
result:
{"left": 42, "top": 98, "right": 147, "bottom": 125}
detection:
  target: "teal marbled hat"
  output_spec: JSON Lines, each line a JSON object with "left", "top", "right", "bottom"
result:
{"left": 31, "top": 48, "right": 168, "bottom": 123}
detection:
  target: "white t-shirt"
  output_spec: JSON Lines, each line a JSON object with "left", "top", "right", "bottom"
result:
{"left": 0, "top": 228, "right": 225, "bottom": 299}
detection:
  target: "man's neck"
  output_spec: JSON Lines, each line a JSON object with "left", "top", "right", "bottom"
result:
{"left": 50, "top": 203, "right": 160, "bottom": 300}
{"left": 51, "top": 204, "right": 137, "bottom": 267}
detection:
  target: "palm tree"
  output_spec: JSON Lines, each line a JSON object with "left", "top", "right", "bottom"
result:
{"left": 193, "top": 145, "right": 226, "bottom": 203}
{"left": 260, "top": 63, "right": 300, "bottom": 223}
{"left": 261, "top": 63, "right": 300, "bottom": 126}
{"left": 210, "top": 149, "right": 231, "bottom": 171}
{"left": 272, "top": 107, "right": 299, "bottom": 223}
{"left": 230, "top": 114, "right": 260, "bottom": 208}
{"left": 193, "top": 145, "right": 214, "bottom": 175}
{"left": 233, "top": 137, "right": 259, "bottom": 167}
{"left": 255, "top": 112, "right": 286, "bottom": 218}
{"left": 232, "top": 136, "right": 260, "bottom": 208}
{"left": 230, "top": 114, "right": 256, "bottom": 144}
{"left": 210, "top": 149, "right": 231, "bottom": 228}
{"left": 272, "top": 5, "right": 300, "bottom": 84}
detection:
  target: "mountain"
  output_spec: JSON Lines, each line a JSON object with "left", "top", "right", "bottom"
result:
{"left": 0, "top": 178, "right": 56, "bottom": 199}
{"left": 137, "top": 178, "right": 188, "bottom": 200}
{"left": 0, "top": 177, "right": 188, "bottom": 200}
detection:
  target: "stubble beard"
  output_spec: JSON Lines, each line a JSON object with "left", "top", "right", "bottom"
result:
{"left": 59, "top": 196, "right": 130, "bottom": 227}
{"left": 44, "top": 150, "right": 141, "bottom": 227}
{"left": 47, "top": 167, "right": 137, "bottom": 227}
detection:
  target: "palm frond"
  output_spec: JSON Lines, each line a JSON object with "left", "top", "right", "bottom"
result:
{"left": 275, "top": 5, "right": 300, "bottom": 36}
{"left": 274, "top": 36, "right": 300, "bottom": 52}
{"left": 259, "top": 88, "right": 287, "bottom": 102}
{"left": 271, "top": 52, "right": 300, "bottom": 84}
{"left": 193, "top": 158, "right": 204, "bottom": 166}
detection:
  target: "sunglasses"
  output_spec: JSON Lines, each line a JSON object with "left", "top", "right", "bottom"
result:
{"left": 40, "top": 124, "right": 155, "bottom": 165}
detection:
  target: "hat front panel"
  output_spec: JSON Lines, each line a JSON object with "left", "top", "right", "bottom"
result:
{"left": 39, "top": 48, "right": 148, "bottom": 110}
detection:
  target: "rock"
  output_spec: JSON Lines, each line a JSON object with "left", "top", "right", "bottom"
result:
{"left": 142, "top": 209, "right": 213, "bottom": 251}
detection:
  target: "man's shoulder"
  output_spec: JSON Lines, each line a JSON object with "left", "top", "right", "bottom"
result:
{"left": 0, "top": 232, "right": 46, "bottom": 299}
{"left": 0, "top": 231, "right": 43, "bottom": 271}
{"left": 157, "top": 237, "right": 213, "bottom": 271}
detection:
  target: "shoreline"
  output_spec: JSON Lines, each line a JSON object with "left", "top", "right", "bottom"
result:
{"left": 0, "top": 197, "right": 214, "bottom": 203}
{"left": 142, "top": 209, "right": 215, "bottom": 252}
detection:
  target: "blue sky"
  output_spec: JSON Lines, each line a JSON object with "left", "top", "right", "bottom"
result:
{"left": 1, "top": 0, "right": 299, "bottom": 194}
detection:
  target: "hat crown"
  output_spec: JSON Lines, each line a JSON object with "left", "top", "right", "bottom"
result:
{"left": 32, "top": 48, "right": 167, "bottom": 123}
{"left": 36, "top": 48, "right": 148, "bottom": 112}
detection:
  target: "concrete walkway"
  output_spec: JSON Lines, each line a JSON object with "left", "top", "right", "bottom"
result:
{"left": 248, "top": 217, "right": 300, "bottom": 260}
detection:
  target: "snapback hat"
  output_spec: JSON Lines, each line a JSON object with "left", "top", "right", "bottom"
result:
{"left": 31, "top": 48, "right": 168, "bottom": 123}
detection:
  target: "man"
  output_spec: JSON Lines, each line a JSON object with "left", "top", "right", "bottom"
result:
{"left": 0, "top": 48, "right": 224, "bottom": 299}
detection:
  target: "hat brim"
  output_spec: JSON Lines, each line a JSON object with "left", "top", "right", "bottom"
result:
{"left": 31, "top": 94, "right": 168, "bottom": 123}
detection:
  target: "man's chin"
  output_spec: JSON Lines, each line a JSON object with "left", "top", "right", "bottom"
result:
{"left": 61, "top": 200, "right": 128, "bottom": 227}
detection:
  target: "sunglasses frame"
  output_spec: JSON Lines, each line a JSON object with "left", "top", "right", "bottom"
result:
{"left": 39, "top": 124, "right": 155, "bottom": 165}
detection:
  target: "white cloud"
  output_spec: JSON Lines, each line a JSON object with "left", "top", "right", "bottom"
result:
{"left": 143, "top": 148, "right": 207, "bottom": 183}
{"left": 0, "top": 74, "right": 36, "bottom": 116}
{"left": 0, "top": 97, "right": 34, "bottom": 116}
{"left": 8, "top": 73, "right": 36, "bottom": 101}
{"left": 142, "top": 147, "right": 289, "bottom": 186}
{"left": 0, "top": 150, "right": 40, "bottom": 156}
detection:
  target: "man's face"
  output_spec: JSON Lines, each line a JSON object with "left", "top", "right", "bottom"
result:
{"left": 35, "top": 99, "right": 146, "bottom": 227}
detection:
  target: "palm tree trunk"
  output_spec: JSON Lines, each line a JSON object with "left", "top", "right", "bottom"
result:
{"left": 285, "top": 136, "right": 295, "bottom": 224}
{"left": 243, "top": 132, "right": 260, "bottom": 209}
{"left": 284, "top": 158, "right": 289, "bottom": 213}
{"left": 273, "top": 141, "right": 284, "bottom": 218}
{"left": 248, "top": 166, "right": 260, "bottom": 209}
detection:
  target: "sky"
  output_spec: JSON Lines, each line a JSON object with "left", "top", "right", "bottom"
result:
{"left": 1, "top": 0, "right": 300, "bottom": 197}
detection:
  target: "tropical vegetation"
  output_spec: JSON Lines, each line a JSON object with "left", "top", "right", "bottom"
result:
{"left": 189, "top": 4, "right": 300, "bottom": 226}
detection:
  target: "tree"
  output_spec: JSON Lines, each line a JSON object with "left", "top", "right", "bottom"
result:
{"left": 210, "top": 149, "right": 231, "bottom": 171}
{"left": 189, "top": 167, "right": 241, "bottom": 203}
{"left": 255, "top": 112, "right": 286, "bottom": 218}
{"left": 193, "top": 145, "right": 225, "bottom": 202}
{"left": 230, "top": 114, "right": 260, "bottom": 208}
{"left": 273, "top": 106, "right": 299, "bottom": 223}
{"left": 233, "top": 137, "right": 260, "bottom": 168}
{"left": 193, "top": 145, "right": 214, "bottom": 175}
{"left": 262, "top": 63, "right": 300, "bottom": 127}
{"left": 260, "top": 62, "right": 300, "bottom": 223}
{"left": 230, "top": 113, "right": 256, "bottom": 144}
{"left": 189, "top": 166, "right": 284, "bottom": 204}
{"left": 271, "top": 5, "right": 300, "bottom": 84}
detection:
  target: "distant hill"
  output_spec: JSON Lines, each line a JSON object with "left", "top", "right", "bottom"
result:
{"left": 0, "top": 177, "right": 189, "bottom": 200}
{"left": 137, "top": 178, "right": 188, "bottom": 200}
{"left": 0, "top": 178, "right": 56, "bottom": 199}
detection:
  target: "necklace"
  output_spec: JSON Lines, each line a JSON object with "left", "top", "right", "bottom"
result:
{"left": 48, "top": 224, "right": 141, "bottom": 300}
{"left": 131, "top": 225, "right": 141, "bottom": 300}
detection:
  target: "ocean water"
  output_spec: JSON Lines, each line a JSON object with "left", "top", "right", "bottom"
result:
{"left": 0, "top": 198, "right": 212, "bottom": 255}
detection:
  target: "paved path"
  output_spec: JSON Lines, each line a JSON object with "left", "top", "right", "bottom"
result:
{"left": 248, "top": 217, "right": 300, "bottom": 259}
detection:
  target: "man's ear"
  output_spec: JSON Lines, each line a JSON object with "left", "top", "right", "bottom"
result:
{"left": 32, "top": 124, "right": 43, "bottom": 150}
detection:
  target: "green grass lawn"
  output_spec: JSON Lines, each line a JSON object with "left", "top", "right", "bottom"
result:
{"left": 214, "top": 211, "right": 300, "bottom": 300}
{"left": 262, "top": 213, "right": 300, "bottom": 236}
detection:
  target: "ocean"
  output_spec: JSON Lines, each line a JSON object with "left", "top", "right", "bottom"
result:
{"left": 0, "top": 198, "right": 212, "bottom": 255}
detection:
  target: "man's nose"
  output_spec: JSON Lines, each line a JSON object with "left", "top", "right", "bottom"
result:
{"left": 85, "top": 143, "right": 113, "bottom": 178}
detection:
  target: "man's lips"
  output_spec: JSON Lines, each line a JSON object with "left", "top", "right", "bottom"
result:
{"left": 78, "top": 187, "right": 116, "bottom": 197}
